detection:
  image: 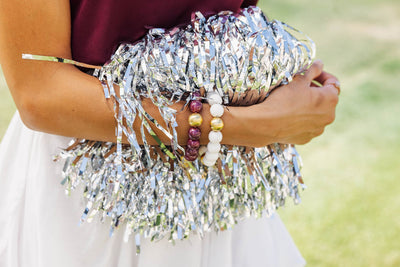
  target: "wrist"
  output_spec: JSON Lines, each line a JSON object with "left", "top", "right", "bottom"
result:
{"left": 178, "top": 103, "right": 241, "bottom": 146}
{"left": 220, "top": 105, "right": 254, "bottom": 146}
{"left": 234, "top": 103, "right": 279, "bottom": 147}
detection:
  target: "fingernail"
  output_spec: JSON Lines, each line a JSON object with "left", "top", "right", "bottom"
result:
{"left": 333, "top": 81, "right": 341, "bottom": 95}
{"left": 314, "top": 59, "right": 323, "bottom": 65}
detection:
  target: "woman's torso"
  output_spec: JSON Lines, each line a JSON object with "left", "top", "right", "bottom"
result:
{"left": 69, "top": 0, "right": 258, "bottom": 65}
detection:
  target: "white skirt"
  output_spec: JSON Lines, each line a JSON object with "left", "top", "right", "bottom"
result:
{"left": 0, "top": 112, "right": 306, "bottom": 267}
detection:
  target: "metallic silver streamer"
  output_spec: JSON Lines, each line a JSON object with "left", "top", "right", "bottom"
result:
{"left": 29, "top": 6, "right": 315, "bottom": 250}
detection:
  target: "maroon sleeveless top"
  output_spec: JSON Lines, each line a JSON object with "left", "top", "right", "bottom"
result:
{"left": 70, "top": 0, "right": 258, "bottom": 65}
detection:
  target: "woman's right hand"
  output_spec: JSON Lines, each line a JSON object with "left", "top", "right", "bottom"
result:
{"left": 225, "top": 61, "right": 340, "bottom": 147}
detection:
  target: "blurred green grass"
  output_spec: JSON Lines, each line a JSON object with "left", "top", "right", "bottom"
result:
{"left": 1, "top": 0, "right": 399, "bottom": 266}
{"left": 260, "top": 0, "right": 400, "bottom": 266}
{"left": 0, "top": 66, "right": 15, "bottom": 135}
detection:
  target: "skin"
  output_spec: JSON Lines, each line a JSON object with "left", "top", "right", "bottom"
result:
{"left": 0, "top": 0, "right": 339, "bottom": 148}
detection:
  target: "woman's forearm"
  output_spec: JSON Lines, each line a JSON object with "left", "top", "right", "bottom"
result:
{"left": 4, "top": 58, "right": 338, "bottom": 148}
{"left": 5, "top": 58, "right": 254, "bottom": 146}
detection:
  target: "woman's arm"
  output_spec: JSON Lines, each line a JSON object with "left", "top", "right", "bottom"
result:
{"left": 0, "top": 0, "right": 338, "bottom": 147}
{"left": 0, "top": 0, "right": 118, "bottom": 142}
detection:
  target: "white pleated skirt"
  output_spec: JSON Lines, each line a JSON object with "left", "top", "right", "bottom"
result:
{"left": 0, "top": 112, "right": 306, "bottom": 267}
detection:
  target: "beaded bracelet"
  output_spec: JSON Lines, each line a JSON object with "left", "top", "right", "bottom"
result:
{"left": 185, "top": 91, "right": 203, "bottom": 161}
{"left": 202, "top": 92, "right": 224, "bottom": 167}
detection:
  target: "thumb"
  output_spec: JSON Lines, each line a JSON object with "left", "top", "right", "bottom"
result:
{"left": 304, "top": 60, "right": 324, "bottom": 81}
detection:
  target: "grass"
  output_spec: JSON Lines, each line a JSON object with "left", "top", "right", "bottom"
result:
{"left": 258, "top": 0, "right": 400, "bottom": 266}
{"left": 0, "top": 66, "right": 15, "bottom": 135}
{"left": 1, "top": 0, "right": 399, "bottom": 266}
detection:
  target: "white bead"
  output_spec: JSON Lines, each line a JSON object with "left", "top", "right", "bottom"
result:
{"left": 205, "top": 152, "right": 219, "bottom": 161}
{"left": 210, "top": 104, "right": 224, "bottom": 117}
{"left": 208, "top": 131, "right": 223, "bottom": 143}
{"left": 207, "top": 93, "right": 222, "bottom": 105}
{"left": 207, "top": 142, "right": 221, "bottom": 153}
{"left": 203, "top": 158, "right": 216, "bottom": 167}
{"left": 199, "top": 145, "right": 208, "bottom": 156}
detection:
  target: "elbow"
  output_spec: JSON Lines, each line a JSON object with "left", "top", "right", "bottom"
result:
{"left": 13, "top": 85, "right": 48, "bottom": 132}
{"left": 18, "top": 96, "right": 42, "bottom": 132}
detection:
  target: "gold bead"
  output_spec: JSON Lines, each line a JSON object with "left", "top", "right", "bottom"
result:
{"left": 188, "top": 113, "right": 203, "bottom": 127}
{"left": 210, "top": 117, "right": 224, "bottom": 131}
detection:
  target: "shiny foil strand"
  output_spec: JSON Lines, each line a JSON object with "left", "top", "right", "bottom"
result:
{"left": 33, "top": 6, "right": 315, "bottom": 251}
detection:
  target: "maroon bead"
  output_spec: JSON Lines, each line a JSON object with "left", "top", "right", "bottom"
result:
{"left": 189, "top": 100, "right": 203, "bottom": 113}
{"left": 184, "top": 153, "right": 198, "bottom": 162}
{"left": 188, "top": 127, "right": 201, "bottom": 140}
{"left": 187, "top": 139, "right": 200, "bottom": 149}
{"left": 184, "top": 147, "right": 199, "bottom": 161}
{"left": 186, "top": 147, "right": 199, "bottom": 157}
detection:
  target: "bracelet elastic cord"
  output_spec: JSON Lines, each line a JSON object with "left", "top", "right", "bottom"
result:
{"left": 202, "top": 92, "right": 224, "bottom": 167}
{"left": 185, "top": 91, "right": 203, "bottom": 161}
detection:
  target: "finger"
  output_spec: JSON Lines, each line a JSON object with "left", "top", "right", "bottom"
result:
{"left": 304, "top": 60, "right": 324, "bottom": 81}
{"left": 315, "top": 72, "right": 341, "bottom": 95}
{"left": 292, "top": 136, "right": 313, "bottom": 145}
{"left": 322, "top": 83, "right": 341, "bottom": 102}
{"left": 314, "top": 71, "right": 338, "bottom": 85}
{"left": 331, "top": 80, "right": 341, "bottom": 95}
{"left": 324, "top": 80, "right": 341, "bottom": 95}
{"left": 313, "top": 127, "right": 325, "bottom": 137}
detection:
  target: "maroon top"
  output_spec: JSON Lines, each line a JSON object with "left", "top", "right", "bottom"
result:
{"left": 70, "top": 0, "right": 258, "bottom": 65}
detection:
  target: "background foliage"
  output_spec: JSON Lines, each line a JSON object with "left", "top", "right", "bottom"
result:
{"left": 1, "top": 0, "right": 399, "bottom": 266}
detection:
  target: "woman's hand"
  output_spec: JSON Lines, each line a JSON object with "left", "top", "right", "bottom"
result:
{"left": 224, "top": 61, "right": 340, "bottom": 147}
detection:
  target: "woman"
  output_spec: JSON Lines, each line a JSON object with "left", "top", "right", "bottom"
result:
{"left": 0, "top": 0, "right": 339, "bottom": 266}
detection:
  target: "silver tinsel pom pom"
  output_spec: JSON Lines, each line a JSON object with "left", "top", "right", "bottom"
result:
{"left": 27, "top": 6, "right": 315, "bottom": 251}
